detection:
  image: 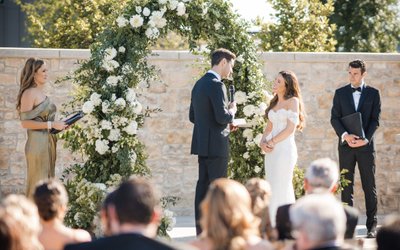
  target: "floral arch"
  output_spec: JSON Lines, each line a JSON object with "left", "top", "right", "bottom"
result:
{"left": 61, "top": 0, "right": 270, "bottom": 235}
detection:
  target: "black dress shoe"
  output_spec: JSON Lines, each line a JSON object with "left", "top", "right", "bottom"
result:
{"left": 366, "top": 231, "right": 376, "bottom": 238}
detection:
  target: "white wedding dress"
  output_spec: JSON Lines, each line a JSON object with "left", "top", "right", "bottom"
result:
{"left": 264, "top": 109, "right": 299, "bottom": 227}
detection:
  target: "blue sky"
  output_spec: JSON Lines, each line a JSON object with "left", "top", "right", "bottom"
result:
{"left": 230, "top": 0, "right": 274, "bottom": 22}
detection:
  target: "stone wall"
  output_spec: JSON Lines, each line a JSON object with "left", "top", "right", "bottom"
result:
{"left": 1, "top": 48, "right": 399, "bottom": 216}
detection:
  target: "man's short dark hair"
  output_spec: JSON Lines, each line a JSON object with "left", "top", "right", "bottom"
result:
{"left": 113, "top": 177, "right": 160, "bottom": 225}
{"left": 211, "top": 48, "right": 236, "bottom": 67}
{"left": 376, "top": 214, "right": 400, "bottom": 250}
{"left": 349, "top": 59, "right": 366, "bottom": 74}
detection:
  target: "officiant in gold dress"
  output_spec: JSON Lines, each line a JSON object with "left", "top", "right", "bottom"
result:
{"left": 16, "top": 58, "right": 67, "bottom": 197}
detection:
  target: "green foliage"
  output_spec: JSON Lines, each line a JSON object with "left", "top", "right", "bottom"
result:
{"left": 257, "top": 0, "right": 337, "bottom": 51}
{"left": 157, "top": 196, "right": 180, "bottom": 237}
{"left": 57, "top": 0, "right": 269, "bottom": 236}
{"left": 329, "top": 0, "right": 400, "bottom": 52}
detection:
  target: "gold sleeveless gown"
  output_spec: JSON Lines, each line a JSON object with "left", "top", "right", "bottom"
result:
{"left": 20, "top": 97, "right": 57, "bottom": 197}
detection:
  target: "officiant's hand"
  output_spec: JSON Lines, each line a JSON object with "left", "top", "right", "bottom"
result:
{"left": 344, "top": 134, "right": 359, "bottom": 146}
{"left": 229, "top": 123, "right": 238, "bottom": 132}
{"left": 52, "top": 121, "right": 67, "bottom": 131}
{"left": 349, "top": 138, "right": 368, "bottom": 148}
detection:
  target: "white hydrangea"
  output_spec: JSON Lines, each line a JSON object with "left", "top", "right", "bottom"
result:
{"left": 90, "top": 92, "right": 102, "bottom": 106}
{"left": 100, "top": 120, "right": 112, "bottom": 130}
{"left": 145, "top": 27, "right": 160, "bottom": 39}
{"left": 243, "top": 104, "right": 256, "bottom": 117}
{"left": 82, "top": 101, "right": 95, "bottom": 114}
{"left": 126, "top": 88, "right": 136, "bottom": 103}
{"left": 116, "top": 16, "right": 129, "bottom": 27}
{"left": 142, "top": 7, "right": 151, "bottom": 16}
{"left": 243, "top": 152, "right": 250, "bottom": 159}
{"left": 124, "top": 120, "right": 138, "bottom": 135}
{"left": 135, "top": 6, "right": 142, "bottom": 14}
{"left": 95, "top": 139, "right": 109, "bottom": 155}
{"left": 176, "top": 2, "right": 186, "bottom": 16}
{"left": 115, "top": 98, "right": 126, "bottom": 109}
{"left": 242, "top": 129, "right": 253, "bottom": 141}
{"left": 254, "top": 134, "right": 263, "bottom": 146}
{"left": 149, "top": 11, "right": 167, "bottom": 28}
{"left": 234, "top": 91, "right": 247, "bottom": 105}
{"left": 248, "top": 91, "right": 257, "bottom": 99}
{"left": 118, "top": 46, "right": 126, "bottom": 53}
{"left": 108, "top": 128, "right": 121, "bottom": 141}
{"left": 130, "top": 15, "right": 144, "bottom": 28}
{"left": 104, "top": 47, "right": 117, "bottom": 61}
{"left": 102, "top": 101, "right": 110, "bottom": 114}
{"left": 169, "top": 0, "right": 178, "bottom": 10}
{"left": 214, "top": 22, "right": 221, "bottom": 30}
{"left": 106, "top": 75, "right": 121, "bottom": 86}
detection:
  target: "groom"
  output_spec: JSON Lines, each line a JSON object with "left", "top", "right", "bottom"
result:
{"left": 330, "top": 59, "right": 381, "bottom": 238}
{"left": 189, "top": 48, "right": 237, "bottom": 235}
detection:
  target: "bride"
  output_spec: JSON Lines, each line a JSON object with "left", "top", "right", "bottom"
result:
{"left": 260, "top": 70, "right": 305, "bottom": 227}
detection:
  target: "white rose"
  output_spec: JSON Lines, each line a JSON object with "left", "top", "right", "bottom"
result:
{"left": 90, "top": 92, "right": 102, "bottom": 106}
{"left": 243, "top": 152, "right": 250, "bottom": 159}
{"left": 142, "top": 7, "right": 151, "bottom": 16}
{"left": 254, "top": 134, "right": 263, "bottom": 146}
{"left": 102, "top": 101, "right": 110, "bottom": 114}
{"left": 135, "top": 6, "right": 142, "bottom": 14}
{"left": 145, "top": 27, "right": 160, "bottom": 39}
{"left": 104, "top": 47, "right": 117, "bottom": 61}
{"left": 106, "top": 75, "right": 120, "bottom": 86}
{"left": 94, "top": 183, "right": 107, "bottom": 191}
{"left": 132, "top": 101, "right": 142, "bottom": 114}
{"left": 159, "top": 0, "right": 167, "bottom": 4}
{"left": 214, "top": 22, "right": 221, "bottom": 30}
{"left": 149, "top": 11, "right": 167, "bottom": 28}
{"left": 118, "top": 46, "right": 126, "bottom": 53}
{"left": 111, "top": 144, "right": 120, "bottom": 153}
{"left": 116, "top": 16, "right": 129, "bottom": 27}
{"left": 126, "top": 88, "right": 136, "bottom": 103}
{"left": 234, "top": 91, "right": 247, "bottom": 105}
{"left": 82, "top": 101, "right": 94, "bottom": 114}
{"left": 248, "top": 91, "right": 257, "bottom": 99}
{"left": 257, "top": 102, "right": 268, "bottom": 116}
{"left": 176, "top": 2, "right": 186, "bottom": 16}
{"left": 242, "top": 129, "right": 253, "bottom": 141}
{"left": 122, "top": 64, "right": 133, "bottom": 74}
{"left": 236, "top": 55, "right": 244, "bottom": 63}
{"left": 254, "top": 165, "right": 262, "bottom": 173}
{"left": 108, "top": 128, "right": 121, "bottom": 141}
{"left": 243, "top": 104, "right": 256, "bottom": 117}
{"left": 115, "top": 98, "right": 126, "bottom": 109}
{"left": 130, "top": 15, "right": 144, "bottom": 28}
{"left": 95, "top": 139, "right": 109, "bottom": 155}
{"left": 102, "top": 59, "right": 119, "bottom": 72}
{"left": 124, "top": 121, "right": 138, "bottom": 135}
{"left": 100, "top": 120, "right": 112, "bottom": 130}
{"left": 169, "top": 0, "right": 178, "bottom": 10}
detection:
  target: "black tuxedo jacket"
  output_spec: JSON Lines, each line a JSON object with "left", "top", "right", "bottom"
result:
{"left": 64, "top": 233, "right": 194, "bottom": 250}
{"left": 276, "top": 203, "right": 359, "bottom": 240}
{"left": 189, "top": 73, "right": 234, "bottom": 157}
{"left": 331, "top": 84, "right": 381, "bottom": 151}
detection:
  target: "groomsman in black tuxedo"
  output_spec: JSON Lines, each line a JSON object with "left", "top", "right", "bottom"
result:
{"left": 331, "top": 59, "right": 381, "bottom": 238}
{"left": 189, "top": 48, "right": 237, "bottom": 235}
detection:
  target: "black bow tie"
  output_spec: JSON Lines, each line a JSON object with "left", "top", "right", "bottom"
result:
{"left": 352, "top": 87, "right": 362, "bottom": 92}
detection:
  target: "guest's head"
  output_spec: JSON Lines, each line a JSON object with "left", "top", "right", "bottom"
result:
{"left": 100, "top": 190, "right": 116, "bottom": 236}
{"left": 33, "top": 179, "right": 68, "bottom": 221}
{"left": 211, "top": 48, "right": 236, "bottom": 79}
{"left": 290, "top": 193, "right": 346, "bottom": 250}
{"left": 17, "top": 58, "right": 47, "bottom": 111}
{"left": 266, "top": 70, "right": 305, "bottom": 130}
{"left": 348, "top": 59, "right": 366, "bottom": 86}
{"left": 376, "top": 214, "right": 400, "bottom": 250}
{"left": 200, "top": 178, "right": 260, "bottom": 250}
{"left": 0, "top": 207, "right": 24, "bottom": 250}
{"left": 105, "top": 176, "right": 161, "bottom": 237}
{"left": 304, "top": 158, "right": 339, "bottom": 194}
{"left": 1, "top": 194, "right": 42, "bottom": 250}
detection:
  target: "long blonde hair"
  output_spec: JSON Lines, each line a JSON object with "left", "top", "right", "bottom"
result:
{"left": 16, "top": 58, "right": 45, "bottom": 111}
{"left": 200, "top": 179, "right": 260, "bottom": 250}
{"left": 265, "top": 70, "right": 305, "bottom": 130}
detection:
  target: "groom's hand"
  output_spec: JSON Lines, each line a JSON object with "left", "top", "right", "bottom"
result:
{"left": 229, "top": 123, "right": 238, "bottom": 132}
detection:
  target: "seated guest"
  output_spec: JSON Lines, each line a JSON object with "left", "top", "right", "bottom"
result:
{"left": 276, "top": 158, "right": 358, "bottom": 240}
{"left": 245, "top": 178, "right": 277, "bottom": 241}
{"left": 191, "top": 178, "right": 273, "bottom": 250}
{"left": 65, "top": 176, "right": 194, "bottom": 250}
{"left": 376, "top": 214, "right": 400, "bottom": 250}
{"left": 290, "top": 193, "right": 346, "bottom": 250}
{"left": 33, "top": 179, "right": 91, "bottom": 250}
{"left": 1, "top": 194, "right": 43, "bottom": 250}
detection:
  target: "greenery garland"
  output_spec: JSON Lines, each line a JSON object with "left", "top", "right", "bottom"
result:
{"left": 60, "top": 0, "right": 270, "bottom": 236}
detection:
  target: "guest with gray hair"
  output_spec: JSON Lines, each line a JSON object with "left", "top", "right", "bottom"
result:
{"left": 276, "top": 158, "right": 358, "bottom": 240}
{"left": 290, "top": 193, "right": 346, "bottom": 250}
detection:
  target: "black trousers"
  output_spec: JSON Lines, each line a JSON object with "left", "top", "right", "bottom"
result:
{"left": 339, "top": 147, "right": 377, "bottom": 231}
{"left": 194, "top": 155, "right": 228, "bottom": 235}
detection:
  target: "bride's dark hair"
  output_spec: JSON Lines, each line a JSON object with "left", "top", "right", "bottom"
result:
{"left": 265, "top": 70, "right": 305, "bottom": 130}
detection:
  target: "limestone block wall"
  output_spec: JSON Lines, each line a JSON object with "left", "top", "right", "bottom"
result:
{"left": 0, "top": 48, "right": 399, "bottom": 216}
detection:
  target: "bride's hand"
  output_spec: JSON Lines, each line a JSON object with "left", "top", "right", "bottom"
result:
{"left": 260, "top": 141, "right": 273, "bottom": 153}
